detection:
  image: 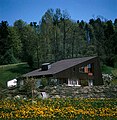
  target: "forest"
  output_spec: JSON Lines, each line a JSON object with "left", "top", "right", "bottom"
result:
{"left": 0, "top": 8, "right": 117, "bottom": 69}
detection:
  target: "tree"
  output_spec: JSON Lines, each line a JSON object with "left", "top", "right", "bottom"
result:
{"left": 89, "top": 18, "right": 105, "bottom": 58}
{"left": 14, "top": 19, "right": 26, "bottom": 31}
{"left": 8, "top": 27, "right": 22, "bottom": 60}
{"left": 114, "top": 18, "right": 117, "bottom": 32}
{"left": 30, "top": 22, "right": 41, "bottom": 68}
{"left": 0, "top": 9, "right": 116, "bottom": 69}
{"left": 0, "top": 21, "right": 9, "bottom": 63}
{"left": 74, "top": 20, "right": 87, "bottom": 57}
{"left": 40, "top": 9, "right": 54, "bottom": 62}
{"left": 104, "top": 20, "right": 115, "bottom": 66}
{"left": 0, "top": 21, "right": 17, "bottom": 64}
{"left": 1, "top": 48, "right": 17, "bottom": 64}
{"left": 13, "top": 20, "right": 27, "bottom": 61}
{"left": 52, "top": 9, "right": 61, "bottom": 61}
{"left": 21, "top": 25, "right": 38, "bottom": 68}
{"left": 60, "top": 10, "right": 71, "bottom": 59}
{"left": 22, "top": 77, "right": 37, "bottom": 100}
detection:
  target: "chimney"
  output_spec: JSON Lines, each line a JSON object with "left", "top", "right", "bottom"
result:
{"left": 41, "top": 63, "right": 51, "bottom": 71}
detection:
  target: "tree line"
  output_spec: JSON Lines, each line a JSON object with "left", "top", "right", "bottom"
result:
{"left": 0, "top": 8, "right": 117, "bottom": 68}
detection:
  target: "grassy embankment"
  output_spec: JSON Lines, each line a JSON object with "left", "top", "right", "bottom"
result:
{"left": 0, "top": 63, "right": 32, "bottom": 88}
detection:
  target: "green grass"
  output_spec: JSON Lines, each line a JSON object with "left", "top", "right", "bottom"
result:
{"left": 112, "top": 69, "right": 117, "bottom": 77}
{"left": 101, "top": 65, "right": 114, "bottom": 74}
{"left": 0, "top": 63, "right": 32, "bottom": 88}
{"left": 101, "top": 64, "right": 117, "bottom": 78}
{"left": 111, "top": 69, "right": 117, "bottom": 85}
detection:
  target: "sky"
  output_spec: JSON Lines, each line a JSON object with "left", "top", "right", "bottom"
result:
{"left": 0, "top": 0, "right": 117, "bottom": 26}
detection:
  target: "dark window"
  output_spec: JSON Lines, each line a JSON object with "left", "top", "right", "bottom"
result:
{"left": 79, "top": 66, "right": 84, "bottom": 72}
{"left": 73, "top": 68, "right": 75, "bottom": 72}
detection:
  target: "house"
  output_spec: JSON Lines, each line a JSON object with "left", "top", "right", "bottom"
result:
{"left": 21, "top": 56, "right": 103, "bottom": 87}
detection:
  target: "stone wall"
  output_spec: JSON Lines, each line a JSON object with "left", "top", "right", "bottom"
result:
{"left": 44, "top": 85, "right": 117, "bottom": 98}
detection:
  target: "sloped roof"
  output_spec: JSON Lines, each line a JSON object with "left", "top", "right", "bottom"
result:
{"left": 23, "top": 56, "right": 97, "bottom": 77}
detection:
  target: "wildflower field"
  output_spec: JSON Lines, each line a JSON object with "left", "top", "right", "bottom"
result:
{"left": 0, "top": 98, "right": 117, "bottom": 120}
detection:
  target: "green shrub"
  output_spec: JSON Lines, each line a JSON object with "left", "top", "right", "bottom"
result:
{"left": 40, "top": 77, "right": 48, "bottom": 88}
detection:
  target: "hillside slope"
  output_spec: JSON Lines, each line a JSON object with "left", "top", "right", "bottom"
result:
{"left": 0, "top": 63, "right": 32, "bottom": 88}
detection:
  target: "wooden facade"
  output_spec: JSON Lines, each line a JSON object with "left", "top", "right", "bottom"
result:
{"left": 23, "top": 57, "right": 103, "bottom": 87}
{"left": 54, "top": 57, "right": 103, "bottom": 86}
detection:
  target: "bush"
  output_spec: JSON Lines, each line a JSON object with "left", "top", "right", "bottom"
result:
{"left": 40, "top": 77, "right": 48, "bottom": 88}
{"left": 102, "top": 73, "right": 113, "bottom": 85}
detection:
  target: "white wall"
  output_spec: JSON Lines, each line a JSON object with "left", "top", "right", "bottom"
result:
{"left": 7, "top": 79, "right": 17, "bottom": 87}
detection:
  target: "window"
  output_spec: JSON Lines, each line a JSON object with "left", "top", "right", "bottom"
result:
{"left": 79, "top": 64, "right": 93, "bottom": 75}
{"left": 73, "top": 68, "right": 75, "bottom": 72}
{"left": 79, "top": 66, "right": 84, "bottom": 72}
{"left": 68, "top": 79, "right": 81, "bottom": 86}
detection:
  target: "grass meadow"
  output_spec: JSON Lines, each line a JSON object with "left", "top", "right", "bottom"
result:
{"left": 0, "top": 63, "right": 32, "bottom": 88}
